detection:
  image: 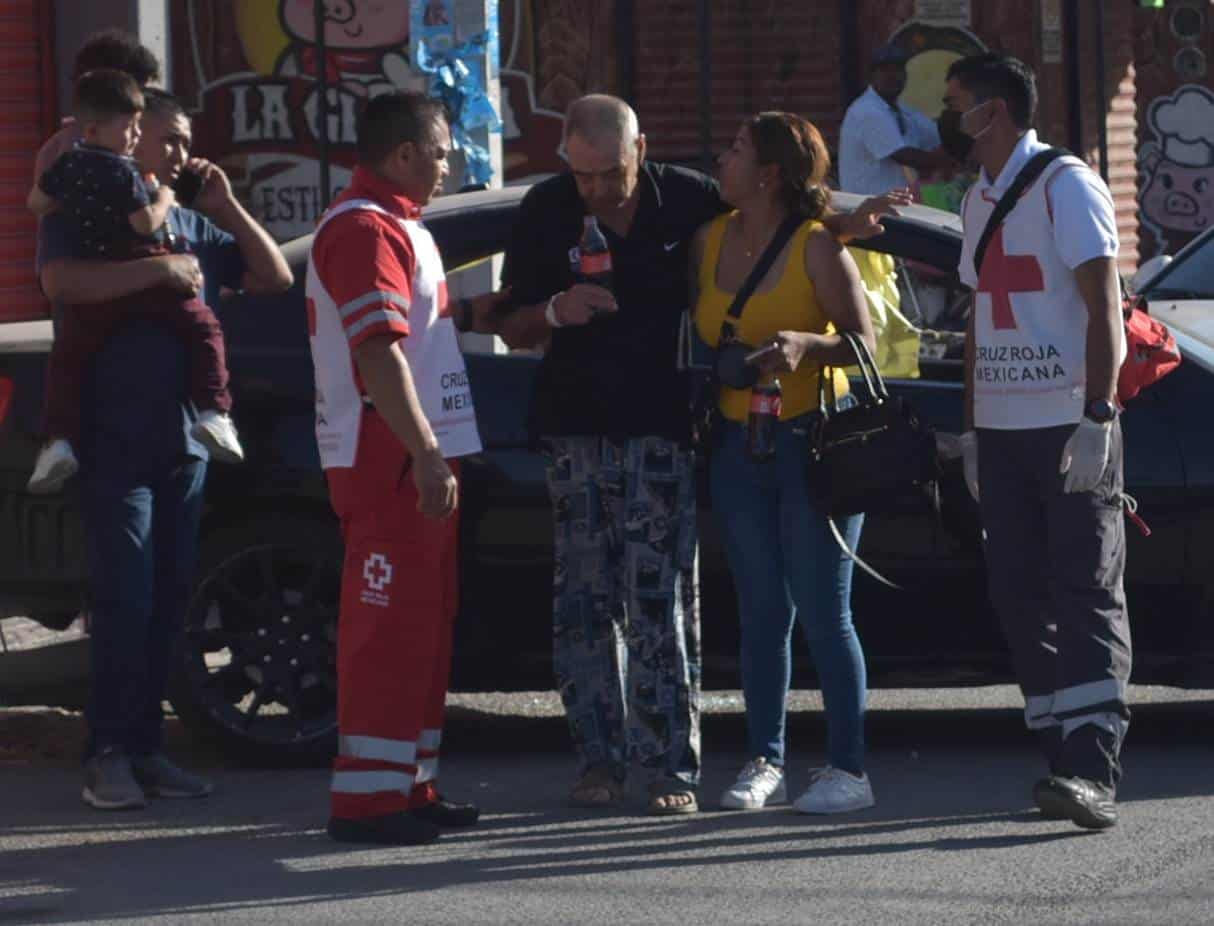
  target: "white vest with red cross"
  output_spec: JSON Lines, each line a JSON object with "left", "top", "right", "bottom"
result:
{"left": 306, "top": 199, "right": 481, "bottom": 469}
{"left": 961, "top": 148, "right": 1120, "bottom": 430}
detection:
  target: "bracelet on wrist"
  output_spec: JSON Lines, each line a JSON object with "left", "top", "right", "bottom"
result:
{"left": 544, "top": 294, "right": 563, "bottom": 328}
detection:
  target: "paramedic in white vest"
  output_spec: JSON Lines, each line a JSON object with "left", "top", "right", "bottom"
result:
{"left": 949, "top": 54, "right": 1130, "bottom": 830}
{"left": 307, "top": 91, "right": 500, "bottom": 846}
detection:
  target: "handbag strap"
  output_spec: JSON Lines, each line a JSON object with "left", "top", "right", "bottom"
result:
{"left": 819, "top": 330, "right": 889, "bottom": 416}
{"left": 716, "top": 215, "right": 803, "bottom": 344}
{"left": 972, "top": 147, "right": 1068, "bottom": 280}
{"left": 827, "top": 518, "right": 900, "bottom": 590}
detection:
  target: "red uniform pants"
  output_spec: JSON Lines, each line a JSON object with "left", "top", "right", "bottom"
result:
{"left": 325, "top": 409, "right": 460, "bottom": 820}
{"left": 45, "top": 287, "right": 231, "bottom": 444}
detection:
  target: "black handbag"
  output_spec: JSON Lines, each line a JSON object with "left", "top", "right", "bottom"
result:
{"left": 687, "top": 216, "right": 802, "bottom": 453}
{"left": 808, "top": 331, "right": 939, "bottom": 517}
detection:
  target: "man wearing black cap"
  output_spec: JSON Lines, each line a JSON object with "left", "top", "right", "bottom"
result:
{"left": 839, "top": 43, "right": 957, "bottom": 195}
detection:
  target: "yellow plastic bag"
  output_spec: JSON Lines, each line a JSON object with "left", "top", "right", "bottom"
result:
{"left": 846, "top": 248, "right": 920, "bottom": 380}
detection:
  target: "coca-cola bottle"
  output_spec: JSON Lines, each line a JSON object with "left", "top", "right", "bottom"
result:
{"left": 747, "top": 374, "right": 782, "bottom": 463}
{"left": 576, "top": 216, "right": 614, "bottom": 293}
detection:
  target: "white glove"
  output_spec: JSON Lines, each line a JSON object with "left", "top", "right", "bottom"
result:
{"left": 1059, "top": 417, "right": 1112, "bottom": 494}
{"left": 959, "top": 431, "right": 980, "bottom": 503}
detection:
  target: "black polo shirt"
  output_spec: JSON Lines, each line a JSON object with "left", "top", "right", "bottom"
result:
{"left": 502, "top": 161, "right": 724, "bottom": 442}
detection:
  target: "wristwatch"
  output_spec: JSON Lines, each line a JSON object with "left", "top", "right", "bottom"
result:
{"left": 1084, "top": 398, "right": 1118, "bottom": 424}
{"left": 452, "top": 297, "right": 472, "bottom": 332}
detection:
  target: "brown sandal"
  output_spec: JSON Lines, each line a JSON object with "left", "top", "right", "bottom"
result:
{"left": 647, "top": 782, "right": 699, "bottom": 816}
{"left": 570, "top": 766, "right": 623, "bottom": 808}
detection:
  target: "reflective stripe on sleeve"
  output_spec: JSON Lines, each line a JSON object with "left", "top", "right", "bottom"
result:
{"left": 330, "top": 770, "right": 414, "bottom": 794}
{"left": 340, "top": 290, "right": 411, "bottom": 320}
{"left": 345, "top": 308, "right": 407, "bottom": 342}
{"left": 338, "top": 735, "right": 417, "bottom": 765}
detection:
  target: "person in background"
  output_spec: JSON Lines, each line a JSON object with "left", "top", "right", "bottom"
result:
{"left": 691, "top": 112, "right": 877, "bottom": 814}
{"left": 839, "top": 43, "right": 956, "bottom": 197}
{"left": 38, "top": 86, "right": 292, "bottom": 811}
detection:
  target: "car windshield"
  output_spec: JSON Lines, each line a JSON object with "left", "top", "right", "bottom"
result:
{"left": 1146, "top": 233, "right": 1214, "bottom": 299}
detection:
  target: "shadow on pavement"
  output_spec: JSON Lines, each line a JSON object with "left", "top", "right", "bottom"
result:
{"left": 1, "top": 698, "right": 1212, "bottom": 924}
{"left": 0, "top": 786, "right": 1091, "bottom": 925}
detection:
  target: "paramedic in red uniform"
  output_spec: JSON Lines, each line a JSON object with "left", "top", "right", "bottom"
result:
{"left": 308, "top": 91, "right": 494, "bottom": 846}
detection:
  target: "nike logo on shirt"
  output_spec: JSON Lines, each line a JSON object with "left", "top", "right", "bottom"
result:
{"left": 664, "top": 241, "right": 680, "bottom": 252}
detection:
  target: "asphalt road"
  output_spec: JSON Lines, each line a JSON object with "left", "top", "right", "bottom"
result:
{"left": 2, "top": 688, "right": 1213, "bottom": 926}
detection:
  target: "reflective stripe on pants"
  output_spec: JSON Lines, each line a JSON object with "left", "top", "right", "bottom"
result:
{"left": 978, "top": 423, "right": 1131, "bottom": 787}
{"left": 326, "top": 411, "right": 460, "bottom": 819}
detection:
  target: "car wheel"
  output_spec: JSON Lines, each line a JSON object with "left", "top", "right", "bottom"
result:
{"left": 168, "top": 514, "right": 341, "bottom": 766}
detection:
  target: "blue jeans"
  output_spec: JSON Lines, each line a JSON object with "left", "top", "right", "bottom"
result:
{"left": 79, "top": 457, "right": 207, "bottom": 758}
{"left": 709, "top": 413, "right": 867, "bottom": 774}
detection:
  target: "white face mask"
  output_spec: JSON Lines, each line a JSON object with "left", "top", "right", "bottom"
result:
{"left": 960, "top": 99, "right": 996, "bottom": 142}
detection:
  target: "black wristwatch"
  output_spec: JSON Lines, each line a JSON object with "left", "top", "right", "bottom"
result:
{"left": 1084, "top": 398, "right": 1118, "bottom": 424}
{"left": 452, "top": 297, "right": 473, "bottom": 332}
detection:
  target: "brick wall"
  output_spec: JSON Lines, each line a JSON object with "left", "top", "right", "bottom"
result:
{"left": 1076, "top": 1, "right": 1140, "bottom": 274}
{"left": 634, "top": 1, "right": 843, "bottom": 167}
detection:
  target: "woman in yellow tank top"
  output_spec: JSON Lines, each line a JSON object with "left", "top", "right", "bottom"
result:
{"left": 690, "top": 112, "right": 878, "bottom": 815}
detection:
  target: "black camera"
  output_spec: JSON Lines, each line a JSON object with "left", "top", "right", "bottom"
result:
{"left": 174, "top": 168, "right": 205, "bottom": 208}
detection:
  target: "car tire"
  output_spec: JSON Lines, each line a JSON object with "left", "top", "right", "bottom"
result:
{"left": 168, "top": 513, "right": 342, "bottom": 766}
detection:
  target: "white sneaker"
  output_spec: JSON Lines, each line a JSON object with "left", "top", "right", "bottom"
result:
{"left": 27, "top": 439, "right": 79, "bottom": 494}
{"left": 720, "top": 757, "right": 787, "bottom": 810}
{"left": 191, "top": 410, "right": 245, "bottom": 463}
{"left": 793, "top": 766, "right": 875, "bottom": 815}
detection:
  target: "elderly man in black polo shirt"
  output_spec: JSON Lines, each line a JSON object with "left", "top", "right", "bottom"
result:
{"left": 482, "top": 94, "right": 904, "bottom": 815}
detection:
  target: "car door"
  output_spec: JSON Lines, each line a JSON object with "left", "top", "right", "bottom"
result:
{"left": 843, "top": 221, "right": 1006, "bottom": 681}
{"left": 1133, "top": 231, "right": 1214, "bottom": 679}
{"left": 0, "top": 332, "right": 89, "bottom": 623}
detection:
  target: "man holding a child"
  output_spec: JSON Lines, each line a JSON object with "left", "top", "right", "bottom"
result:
{"left": 37, "top": 47, "right": 292, "bottom": 810}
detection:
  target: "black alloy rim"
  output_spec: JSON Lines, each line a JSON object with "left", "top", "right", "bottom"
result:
{"left": 180, "top": 542, "right": 339, "bottom": 748}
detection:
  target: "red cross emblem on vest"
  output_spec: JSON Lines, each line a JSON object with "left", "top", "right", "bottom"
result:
{"left": 977, "top": 225, "right": 1045, "bottom": 330}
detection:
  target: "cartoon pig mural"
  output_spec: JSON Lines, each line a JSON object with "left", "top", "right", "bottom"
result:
{"left": 275, "top": 0, "right": 423, "bottom": 96}
{"left": 1138, "top": 85, "right": 1214, "bottom": 257}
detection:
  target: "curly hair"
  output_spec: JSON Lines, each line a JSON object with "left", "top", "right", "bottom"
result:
{"left": 72, "top": 28, "right": 161, "bottom": 86}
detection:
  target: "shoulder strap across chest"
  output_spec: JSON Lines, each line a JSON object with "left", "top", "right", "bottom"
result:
{"left": 973, "top": 146, "right": 1069, "bottom": 279}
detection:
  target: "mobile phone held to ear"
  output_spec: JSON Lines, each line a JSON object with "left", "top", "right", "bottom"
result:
{"left": 174, "top": 168, "right": 205, "bottom": 208}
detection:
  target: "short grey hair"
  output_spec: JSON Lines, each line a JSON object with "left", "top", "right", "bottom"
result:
{"left": 561, "top": 94, "right": 640, "bottom": 155}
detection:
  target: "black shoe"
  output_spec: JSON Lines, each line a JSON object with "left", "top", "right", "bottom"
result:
{"left": 1032, "top": 778, "right": 1069, "bottom": 820}
{"left": 327, "top": 812, "right": 441, "bottom": 846}
{"left": 1032, "top": 776, "right": 1118, "bottom": 830}
{"left": 412, "top": 796, "right": 480, "bottom": 828}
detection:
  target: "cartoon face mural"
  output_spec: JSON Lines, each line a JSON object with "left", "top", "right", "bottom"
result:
{"left": 275, "top": 0, "right": 422, "bottom": 96}
{"left": 1138, "top": 85, "right": 1214, "bottom": 256}
{"left": 279, "top": 0, "right": 409, "bottom": 52}
{"left": 177, "top": 0, "right": 564, "bottom": 239}
{"left": 886, "top": 21, "right": 987, "bottom": 214}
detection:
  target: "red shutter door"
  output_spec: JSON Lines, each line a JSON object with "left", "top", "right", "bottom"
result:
{"left": 0, "top": 0, "right": 53, "bottom": 322}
